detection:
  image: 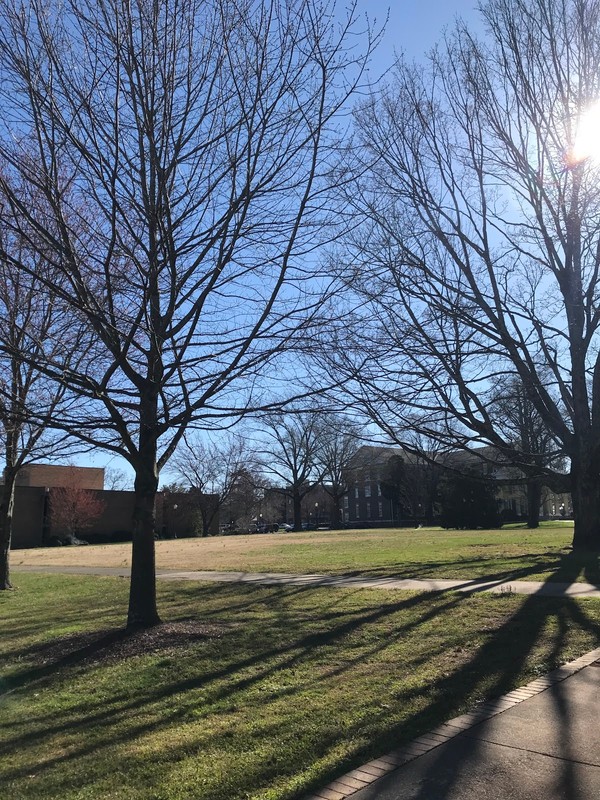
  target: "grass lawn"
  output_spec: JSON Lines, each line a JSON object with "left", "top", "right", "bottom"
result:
{"left": 12, "top": 521, "right": 600, "bottom": 585}
{"left": 1, "top": 572, "right": 600, "bottom": 799}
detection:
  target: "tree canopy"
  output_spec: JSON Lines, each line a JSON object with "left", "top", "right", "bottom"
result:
{"left": 325, "top": 0, "right": 600, "bottom": 550}
{"left": 0, "top": 0, "right": 377, "bottom": 620}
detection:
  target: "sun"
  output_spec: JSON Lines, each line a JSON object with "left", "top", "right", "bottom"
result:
{"left": 567, "top": 100, "right": 600, "bottom": 167}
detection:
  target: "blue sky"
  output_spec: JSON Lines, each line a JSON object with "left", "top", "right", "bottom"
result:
{"left": 358, "top": 0, "right": 481, "bottom": 73}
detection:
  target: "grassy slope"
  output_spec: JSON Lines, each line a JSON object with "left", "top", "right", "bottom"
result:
{"left": 2, "top": 572, "right": 600, "bottom": 799}
{"left": 12, "top": 522, "right": 600, "bottom": 585}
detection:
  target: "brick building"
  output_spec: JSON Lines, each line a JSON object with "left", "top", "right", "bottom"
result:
{"left": 14, "top": 463, "right": 104, "bottom": 490}
{"left": 7, "top": 464, "right": 218, "bottom": 548}
{"left": 343, "top": 445, "right": 572, "bottom": 527}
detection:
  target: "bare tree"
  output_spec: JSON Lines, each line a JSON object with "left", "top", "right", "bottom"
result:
{"left": 49, "top": 468, "right": 106, "bottom": 542}
{"left": 315, "top": 414, "right": 361, "bottom": 528}
{"left": 220, "top": 467, "right": 264, "bottom": 532}
{"left": 0, "top": 0, "right": 377, "bottom": 624}
{"left": 327, "top": 0, "right": 600, "bottom": 551}
{"left": 378, "top": 452, "right": 442, "bottom": 525}
{"left": 257, "top": 411, "right": 325, "bottom": 530}
{"left": 104, "top": 467, "right": 133, "bottom": 492}
{"left": 0, "top": 234, "right": 84, "bottom": 588}
{"left": 171, "top": 434, "right": 252, "bottom": 534}
{"left": 490, "top": 378, "right": 564, "bottom": 527}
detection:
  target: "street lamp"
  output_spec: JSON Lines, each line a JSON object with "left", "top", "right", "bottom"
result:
{"left": 314, "top": 502, "right": 319, "bottom": 528}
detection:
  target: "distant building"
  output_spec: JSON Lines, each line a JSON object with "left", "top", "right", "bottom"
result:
{"left": 7, "top": 464, "right": 219, "bottom": 548}
{"left": 12, "top": 463, "right": 104, "bottom": 490}
{"left": 343, "top": 444, "right": 572, "bottom": 527}
{"left": 342, "top": 445, "right": 407, "bottom": 526}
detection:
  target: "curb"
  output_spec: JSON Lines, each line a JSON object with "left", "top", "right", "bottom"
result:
{"left": 304, "top": 646, "right": 600, "bottom": 800}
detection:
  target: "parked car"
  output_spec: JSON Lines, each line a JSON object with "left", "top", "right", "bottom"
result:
{"left": 249, "top": 522, "right": 278, "bottom": 533}
{"left": 278, "top": 523, "right": 292, "bottom": 532}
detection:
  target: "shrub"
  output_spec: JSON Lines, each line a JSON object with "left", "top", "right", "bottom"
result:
{"left": 439, "top": 472, "right": 501, "bottom": 529}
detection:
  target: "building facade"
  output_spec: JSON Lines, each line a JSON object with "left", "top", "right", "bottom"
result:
{"left": 342, "top": 445, "right": 572, "bottom": 528}
{"left": 7, "top": 464, "right": 219, "bottom": 548}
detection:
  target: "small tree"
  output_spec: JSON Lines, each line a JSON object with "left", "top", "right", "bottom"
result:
{"left": 379, "top": 455, "right": 413, "bottom": 522}
{"left": 316, "top": 414, "right": 361, "bottom": 528}
{"left": 49, "top": 470, "right": 105, "bottom": 541}
{"left": 490, "top": 379, "right": 564, "bottom": 528}
{"left": 439, "top": 472, "right": 500, "bottom": 530}
{"left": 0, "top": 204, "right": 85, "bottom": 588}
{"left": 220, "top": 468, "right": 264, "bottom": 532}
{"left": 171, "top": 434, "right": 251, "bottom": 535}
{"left": 257, "top": 411, "right": 325, "bottom": 530}
{"left": 104, "top": 467, "right": 133, "bottom": 492}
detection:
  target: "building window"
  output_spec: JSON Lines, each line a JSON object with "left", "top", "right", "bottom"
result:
{"left": 377, "top": 482, "right": 382, "bottom": 496}
{"left": 355, "top": 503, "right": 360, "bottom": 518}
{"left": 378, "top": 501, "right": 383, "bottom": 518}
{"left": 366, "top": 501, "right": 371, "bottom": 517}
{"left": 343, "top": 496, "right": 349, "bottom": 509}
{"left": 365, "top": 483, "right": 371, "bottom": 498}
{"left": 354, "top": 487, "right": 359, "bottom": 499}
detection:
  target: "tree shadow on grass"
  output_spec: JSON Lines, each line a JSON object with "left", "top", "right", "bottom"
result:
{"left": 352, "top": 578, "right": 600, "bottom": 800}
{"left": 551, "top": 549, "right": 600, "bottom": 585}
{"left": 0, "top": 580, "right": 318, "bottom": 697}
{"left": 1, "top": 574, "right": 600, "bottom": 800}
{"left": 338, "top": 548, "right": 600, "bottom": 586}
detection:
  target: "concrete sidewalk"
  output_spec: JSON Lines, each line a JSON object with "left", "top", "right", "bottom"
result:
{"left": 12, "top": 564, "right": 600, "bottom": 598}
{"left": 306, "top": 648, "right": 600, "bottom": 800}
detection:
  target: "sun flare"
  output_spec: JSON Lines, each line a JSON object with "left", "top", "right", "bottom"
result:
{"left": 568, "top": 100, "right": 600, "bottom": 166}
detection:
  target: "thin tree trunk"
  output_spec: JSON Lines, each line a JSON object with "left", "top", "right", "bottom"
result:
{"left": 200, "top": 507, "right": 210, "bottom": 537}
{"left": 424, "top": 498, "right": 435, "bottom": 526}
{"left": 205, "top": 503, "right": 220, "bottom": 536}
{"left": 293, "top": 490, "right": 302, "bottom": 531}
{"left": 0, "top": 467, "right": 17, "bottom": 590}
{"left": 526, "top": 481, "right": 541, "bottom": 529}
{"left": 330, "top": 493, "right": 342, "bottom": 529}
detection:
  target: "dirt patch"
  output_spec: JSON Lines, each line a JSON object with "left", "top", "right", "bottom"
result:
{"left": 27, "top": 620, "right": 229, "bottom": 668}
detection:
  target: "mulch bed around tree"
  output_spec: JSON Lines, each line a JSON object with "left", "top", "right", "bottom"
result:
{"left": 26, "top": 620, "right": 230, "bottom": 669}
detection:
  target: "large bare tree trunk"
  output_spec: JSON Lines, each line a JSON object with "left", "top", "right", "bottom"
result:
{"left": 570, "top": 454, "right": 600, "bottom": 552}
{"left": 128, "top": 396, "right": 161, "bottom": 629}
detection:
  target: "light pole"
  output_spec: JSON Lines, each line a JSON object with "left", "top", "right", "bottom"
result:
{"left": 314, "top": 502, "right": 319, "bottom": 528}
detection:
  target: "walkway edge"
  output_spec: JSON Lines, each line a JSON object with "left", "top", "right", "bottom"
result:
{"left": 12, "top": 566, "right": 600, "bottom": 598}
{"left": 303, "top": 646, "right": 600, "bottom": 800}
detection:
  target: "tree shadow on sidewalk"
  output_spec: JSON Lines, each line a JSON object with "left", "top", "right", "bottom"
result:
{"left": 352, "top": 567, "right": 600, "bottom": 800}
{"left": 339, "top": 548, "right": 600, "bottom": 586}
